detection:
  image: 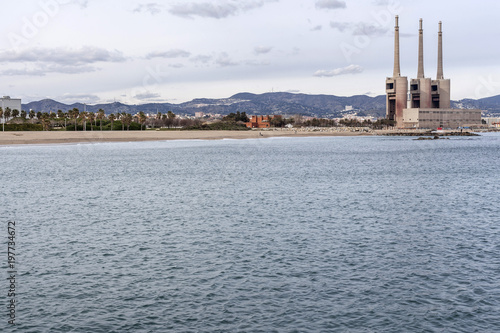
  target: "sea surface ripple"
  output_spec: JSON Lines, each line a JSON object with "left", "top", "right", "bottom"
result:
{"left": 2, "top": 133, "right": 500, "bottom": 332}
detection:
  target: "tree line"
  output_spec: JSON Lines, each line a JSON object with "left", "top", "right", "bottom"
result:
{"left": 0, "top": 107, "right": 203, "bottom": 131}
{"left": 1, "top": 106, "right": 395, "bottom": 131}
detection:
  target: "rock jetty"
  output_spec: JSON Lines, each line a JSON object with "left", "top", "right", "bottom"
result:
{"left": 383, "top": 131, "right": 479, "bottom": 137}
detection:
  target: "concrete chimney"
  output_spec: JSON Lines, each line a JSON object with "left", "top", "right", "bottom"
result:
{"left": 417, "top": 18, "right": 424, "bottom": 78}
{"left": 437, "top": 21, "right": 444, "bottom": 79}
{"left": 393, "top": 15, "right": 400, "bottom": 77}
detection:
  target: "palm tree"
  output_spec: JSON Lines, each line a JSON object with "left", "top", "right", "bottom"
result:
{"left": 29, "top": 110, "right": 35, "bottom": 121}
{"left": 41, "top": 113, "right": 50, "bottom": 131}
{"left": 138, "top": 111, "right": 146, "bottom": 130}
{"left": 79, "top": 111, "right": 87, "bottom": 131}
{"left": 20, "top": 110, "right": 27, "bottom": 120}
{"left": 49, "top": 112, "right": 56, "bottom": 128}
{"left": 121, "top": 113, "right": 125, "bottom": 131}
{"left": 66, "top": 110, "right": 73, "bottom": 129}
{"left": 71, "top": 108, "right": 79, "bottom": 131}
{"left": 56, "top": 110, "right": 64, "bottom": 128}
{"left": 4, "top": 107, "right": 11, "bottom": 122}
{"left": 12, "top": 109, "right": 19, "bottom": 118}
{"left": 97, "top": 109, "right": 105, "bottom": 131}
{"left": 0, "top": 107, "right": 3, "bottom": 131}
{"left": 87, "top": 112, "right": 95, "bottom": 131}
{"left": 108, "top": 113, "right": 115, "bottom": 131}
{"left": 122, "top": 113, "right": 132, "bottom": 130}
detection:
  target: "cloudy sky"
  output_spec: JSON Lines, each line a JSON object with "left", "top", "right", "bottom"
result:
{"left": 1, "top": 0, "right": 499, "bottom": 105}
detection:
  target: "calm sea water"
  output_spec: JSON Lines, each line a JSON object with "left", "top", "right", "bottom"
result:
{"left": 2, "top": 133, "right": 500, "bottom": 332}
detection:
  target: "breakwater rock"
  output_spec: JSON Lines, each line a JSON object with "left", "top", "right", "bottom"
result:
{"left": 414, "top": 136, "right": 450, "bottom": 140}
{"left": 383, "top": 131, "right": 479, "bottom": 137}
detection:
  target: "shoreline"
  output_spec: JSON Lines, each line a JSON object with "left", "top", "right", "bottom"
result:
{"left": 0, "top": 128, "right": 492, "bottom": 146}
{"left": 0, "top": 129, "right": 372, "bottom": 146}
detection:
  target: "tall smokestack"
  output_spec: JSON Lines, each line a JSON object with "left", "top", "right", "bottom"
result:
{"left": 417, "top": 18, "right": 424, "bottom": 78}
{"left": 393, "top": 15, "right": 400, "bottom": 77}
{"left": 437, "top": 21, "right": 444, "bottom": 79}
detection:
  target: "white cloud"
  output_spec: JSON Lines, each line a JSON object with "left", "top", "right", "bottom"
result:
{"left": 0, "top": 46, "right": 126, "bottom": 76}
{"left": 59, "top": 0, "right": 89, "bottom": 9}
{"left": 169, "top": 0, "right": 277, "bottom": 19}
{"left": 313, "top": 64, "right": 363, "bottom": 77}
{"left": 0, "top": 64, "right": 98, "bottom": 76}
{"left": 58, "top": 93, "right": 101, "bottom": 104}
{"left": 135, "top": 92, "right": 161, "bottom": 100}
{"left": 134, "top": 3, "right": 163, "bottom": 15}
{"left": 216, "top": 52, "right": 238, "bottom": 67}
{"left": 146, "top": 49, "right": 191, "bottom": 59}
{"left": 315, "top": 0, "right": 346, "bottom": 10}
{"left": 311, "top": 25, "right": 322, "bottom": 31}
{"left": 330, "top": 21, "right": 350, "bottom": 32}
{"left": 190, "top": 55, "right": 212, "bottom": 64}
{"left": 254, "top": 46, "right": 273, "bottom": 55}
{"left": 0, "top": 47, "right": 126, "bottom": 66}
{"left": 245, "top": 60, "right": 270, "bottom": 66}
{"left": 329, "top": 21, "right": 388, "bottom": 36}
{"left": 353, "top": 23, "right": 388, "bottom": 36}
{"left": 372, "top": 0, "right": 391, "bottom": 5}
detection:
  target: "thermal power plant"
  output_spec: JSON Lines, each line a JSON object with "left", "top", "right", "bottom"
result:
{"left": 385, "top": 15, "right": 407, "bottom": 126}
{"left": 386, "top": 16, "right": 481, "bottom": 129}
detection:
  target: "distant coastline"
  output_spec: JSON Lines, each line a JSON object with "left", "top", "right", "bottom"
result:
{"left": 0, "top": 128, "right": 372, "bottom": 145}
{"left": 1, "top": 128, "right": 494, "bottom": 146}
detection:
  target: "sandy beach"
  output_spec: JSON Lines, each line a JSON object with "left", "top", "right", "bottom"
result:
{"left": 0, "top": 128, "right": 377, "bottom": 145}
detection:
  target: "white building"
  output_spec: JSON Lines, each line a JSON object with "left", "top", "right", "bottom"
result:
{"left": 1, "top": 96, "right": 22, "bottom": 112}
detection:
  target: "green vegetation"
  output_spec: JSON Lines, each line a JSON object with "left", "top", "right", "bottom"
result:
{"left": 222, "top": 112, "right": 249, "bottom": 123}
{"left": 1, "top": 123, "right": 43, "bottom": 131}
{"left": 370, "top": 119, "right": 396, "bottom": 129}
{"left": 0, "top": 104, "right": 396, "bottom": 132}
{"left": 183, "top": 121, "right": 250, "bottom": 131}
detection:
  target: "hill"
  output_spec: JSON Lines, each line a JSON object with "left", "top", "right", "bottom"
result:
{"left": 21, "top": 93, "right": 387, "bottom": 118}
{"left": 21, "top": 92, "right": 500, "bottom": 118}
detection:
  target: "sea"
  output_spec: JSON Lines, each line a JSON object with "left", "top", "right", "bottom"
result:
{"left": 1, "top": 133, "right": 500, "bottom": 332}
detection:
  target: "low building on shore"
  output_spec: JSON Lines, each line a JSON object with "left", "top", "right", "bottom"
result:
{"left": 1, "top": 96, "right": 22, "bottom": 112}
{"left": 246, "top": 115, "right": 277, "bottom": 128}
{"left": 483, "top": 117, "right": 500, "bottom": 128}
{"left": 402, "top": 108, "right": 482, "bottom": 129}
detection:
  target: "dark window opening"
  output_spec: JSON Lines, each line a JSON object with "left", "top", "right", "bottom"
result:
{"left": 388, "top": 100, "right": 396, "bottom": 120}
{"left": 411, "top": 95, "right": 420, "bottom": 108}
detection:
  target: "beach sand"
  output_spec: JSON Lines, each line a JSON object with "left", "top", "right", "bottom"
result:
{"left": 0, "top": 129, "right": 375, "bottom": 145}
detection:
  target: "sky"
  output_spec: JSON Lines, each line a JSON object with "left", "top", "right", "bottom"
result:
{"left": 1, "top": 0, "right": 500, "bottom": 105}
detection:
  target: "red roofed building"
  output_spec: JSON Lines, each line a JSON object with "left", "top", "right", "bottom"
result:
{"left": 245, "top": 115, "right": 277, "bottom": 128}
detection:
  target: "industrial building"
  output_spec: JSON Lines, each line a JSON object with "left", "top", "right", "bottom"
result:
{"left": 386, "top": 17, "right": 481, "bottom": 129}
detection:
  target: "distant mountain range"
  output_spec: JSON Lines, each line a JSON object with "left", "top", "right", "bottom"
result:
{"left": 22, "top": 92, "right": 500, "bottom": 118}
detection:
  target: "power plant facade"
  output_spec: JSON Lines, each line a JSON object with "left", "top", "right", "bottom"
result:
{"left": 386, "top": 16, "right": 481, "bottom": 128}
